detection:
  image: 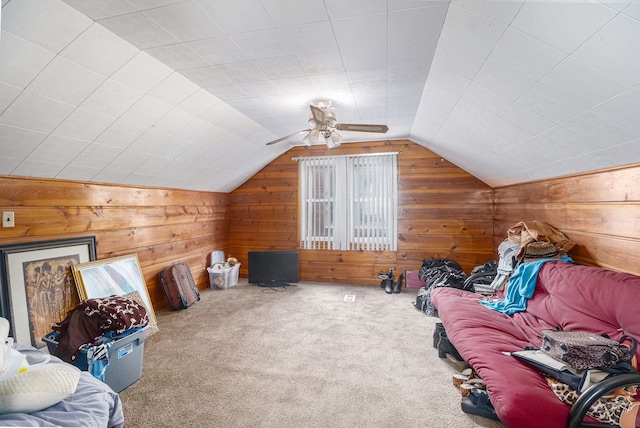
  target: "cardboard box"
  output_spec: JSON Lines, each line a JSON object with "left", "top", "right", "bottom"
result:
{"left": 43, "top": 327, "right": 147, "bottom": 393}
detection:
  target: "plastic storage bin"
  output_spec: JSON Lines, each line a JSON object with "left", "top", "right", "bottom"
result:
{"left": 43, "top": 327, "right": 147, "bottom": 393}
{"left": 208, "top": 263, "right": 240, "bottom": 289}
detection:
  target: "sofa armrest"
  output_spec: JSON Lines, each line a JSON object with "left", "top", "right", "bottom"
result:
{"left": 567, "top": 373, "right": 640, "bottom": 428}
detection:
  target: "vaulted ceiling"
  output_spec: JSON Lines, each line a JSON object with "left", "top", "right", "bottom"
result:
{"left": 1, "top": 0, "right": 639, "bottom": 192}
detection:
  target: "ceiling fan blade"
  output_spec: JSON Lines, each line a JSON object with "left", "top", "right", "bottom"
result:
{"left": 309, "top": 105, "right": 325, "bottom": 125}
{"left": 266, "top": 129, "right": 312, "bottom": 146}
{"left": 336, "top": 123, "right": 389, "bottom": 133}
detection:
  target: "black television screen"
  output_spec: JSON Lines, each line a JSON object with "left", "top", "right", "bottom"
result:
{"left": 248, "top": 251, "right": 299, "bottom": 286}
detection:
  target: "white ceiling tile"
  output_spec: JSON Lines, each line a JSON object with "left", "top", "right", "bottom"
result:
{"left": 332, "top": 14, "right": 387, "bottom": 48}
{"left": 53, "top": 108, "right": 116, "bottom": 141}
{"left": 517, "top": 82, "right": 593, "bottom": 123}
{"left": 177, "top": 89, "right": 221, "bottom": 116}
{"left": 232, "top": 22, "right": 337, "bottom": 60}
{"left": 573, "top": 14, "right": 640, "bottom": 86}
{"left": 26, "top": 57, "right": 105, "bottom": 106}
{"left": 148, "top": 73, "right": 200, "bottom": 105}
{"left": 60, "top": 23, "right": 139, "bottom": 77}
{"left": 111, "top": 51, "right": 174, "bottom": 93}
{"left": 512, "top": 2, "right": 616, "bottom": 54}
{"left": 144, "top": 44, "right": 209, "bottom": 71}
{"left": 81, "top": 79, "right": 143, "bottom": 117}
{"left": 154, "top": 109, "right": 196, "bottom": 135}
{"left": 260, "top": 0, "right": 328, "bottom": 27}
{"left": 127, "top": 128, "right": 172, "bottom": 154}
{"left": 474, "top": 58, "right": 535, "bottom": 101}
{"left": 186, "top": 37, "right": 250, "bottom": 65}
{"left": 324, "top": 0, "right": 387, "bottom": 19}
{"left": 107, "top": 150, "right": 151, "bottom": 172}
{"left": 0, "top": 82, "right": 21, "bottom": 114}
{"left": 347, "top": 69, "right": 388, "bottom": 88}
{"left": 127, "top": 0, "right": 184, "bottom": 9}
{"left": 297, "top": 50, "right": 345, "bottom": 75}
{"left": 196, "top": 0, "right": 275, "bottom": 34}
{"left": 338, "top": 44, "right": 387, "bottom": 72}
{"left": 1, "top": 0, "right": 92, "bottom": 53}
{"left": 562, "top": 110, "right": 638, "bottom": 149}
{"left": 236, "top": 81, "right": 283, "bottom": 97}
{"left": 180, "top": 66, "right": 232, "bottom": 87}
{"left": 0, "top": 124, "right": 47, "bottom": 158}
{"left": 95, "top": 120, "right": 147, "bottom": 148}
{"left": 0, "top": 157, "right": 23, "bottom": 174}
{"left": 71, "top": 143, "right": 122, "bottom": 173}
{"left": 490, "top": 27, "right": 567, "bottom": 82}
{"left": 0, "top": 91, "right": 75, "bottom": 133}
{"left": 134, "top": 154, "right": 172, "bottom": 175}
{"left": 498, "top": 102, "right": 556, "bottom": 135}
{"left": 60, "top": 0, "right": 138, "bottom": 21}
{"left": 430, "top": 37, "right": 486, "bottom": 80}
{"left": 175, "top": 117, "right": 214, "bottom": 141}
{"left": 215, "top": 61, "right": 268, "bottom": 84}
{"left": 99, "top": 12, "right": 180, "bottom": 50}
{"left": 91, "top": 168, "right": 131, "bottom": 184}
{"left": 459, "top": 82, "right": 512, "bottom": 122}
{"left": 389, "top": 4, "right": 448, "bottom": 43}
{"left": 205, "top": 84, "right": 249, "bottom": 100}
{"left": 540, "top": 57, "right": 629, "bottom": 108}
{"left": 590, "top": 88, "right": 640, "bottom": 134}
{"left": 622, "top": 1, "right": 640, "bottom": 19}
{"left": 155, "top": 136, "right": 191, "bottom": 158}
{"left": 0, "top": 30, "right": 56, "bottom": 89}
{"left": 56, "top": 164, "right": 101, "bottom": 181}
{"left": 13, "top": 159, "right": 66, "bottom": 178}
{"left": 143, "top": 1, "right": 224, "bottom": 42}
{"left": 588, "top": 138, "right": 640, "bottom": 167}
{"left": 440, "top": 5, "right": 507, "bottom": 59}
{"left": 452, "top": 0, "right": 523, "bottom": 25}
{"left": 121, "top": 96, "right": 173, "bottom": 128}
{"left": 27, "top": 134, "right": 90, "bottom": 162}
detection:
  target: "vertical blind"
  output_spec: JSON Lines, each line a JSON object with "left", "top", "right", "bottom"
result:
{"left": 298, "top": 153, "right": 397, "bottom": 251}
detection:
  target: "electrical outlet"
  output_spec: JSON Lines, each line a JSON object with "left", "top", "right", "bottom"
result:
{"left": 2, "top": 212, "right": 15, "bottom": 228}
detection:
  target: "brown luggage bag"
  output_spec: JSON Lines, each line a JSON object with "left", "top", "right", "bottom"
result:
{"left": 159, "top": 262, "right": 200, "bottom": 310}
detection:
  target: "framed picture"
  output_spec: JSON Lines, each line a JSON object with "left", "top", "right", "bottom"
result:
{"left": 72, "top": 254, "right": 157, "bottom": 328}
{"left": 0, "top": 236, "right": 97, "bottom": 348}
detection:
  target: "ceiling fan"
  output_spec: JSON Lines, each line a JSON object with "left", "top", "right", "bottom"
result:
{"left": 266, "top": 101, "right": 389, "bottom": 148}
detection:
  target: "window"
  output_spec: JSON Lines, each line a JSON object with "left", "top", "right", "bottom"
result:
{"left": 298, "top": 152, "right": 398, "bottom": 251}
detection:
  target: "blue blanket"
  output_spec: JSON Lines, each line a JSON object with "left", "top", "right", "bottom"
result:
{"left": 480, "top": 257, "right": 573, "bottom": 315}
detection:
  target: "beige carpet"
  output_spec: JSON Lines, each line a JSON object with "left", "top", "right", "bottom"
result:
{"left": 120, "top": 281, "right": 505, "bottom": 428}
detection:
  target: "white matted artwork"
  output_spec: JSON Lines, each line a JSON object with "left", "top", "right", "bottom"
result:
{"left": 72, "top": 254, "right": 157, "bottom": 330}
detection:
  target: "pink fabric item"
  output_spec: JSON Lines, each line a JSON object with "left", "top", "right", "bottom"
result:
{"left": 431, "top": 261, "right": 640, "bottom": 428}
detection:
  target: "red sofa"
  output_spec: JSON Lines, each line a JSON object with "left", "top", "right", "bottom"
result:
{"left": 431, "top": 260, "right": 640, "bottom": 428}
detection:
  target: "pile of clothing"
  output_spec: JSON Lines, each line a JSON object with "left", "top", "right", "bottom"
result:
{"left": 52, "top": 294, "right": 149, "bottom": 381}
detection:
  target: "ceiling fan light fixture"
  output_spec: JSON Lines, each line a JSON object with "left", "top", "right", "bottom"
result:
{"left": 303, "top": 128, "right": 321, "bottom": 146}
{"left": 327, "top": 130, "right": 342, "bottom": 149}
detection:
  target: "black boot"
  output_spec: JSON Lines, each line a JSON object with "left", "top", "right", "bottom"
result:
{"left": 437, "top": 331, "right": 464, "bottom": 361}
{"left": 384, "top": 271, "right": 394, "bottom": 294}
{"left": 392, "top": 273, "right": 403, "bottom": 293}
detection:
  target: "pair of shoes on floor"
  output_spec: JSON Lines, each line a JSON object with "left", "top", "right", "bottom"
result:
{"left": 380, "top": 270, "right": 403, "bottom": 294}
{"left": 436, "top": 331, "right": 464, "bottom": 361}
{"left": 453, "top": 368, "right": 485, "bottom": 397}
{"left": 461, "top": 388, "right": 500, "bottom": 421}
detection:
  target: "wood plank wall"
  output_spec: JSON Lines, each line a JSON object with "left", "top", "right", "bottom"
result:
{"left": 229, "top": 139, "right": 495, "bottom": 285}
{"left": 0, "top": 176, "right": 229, "bottom": 311}
{"left": 493, "top": 164, "right": 640, "bottom": 276}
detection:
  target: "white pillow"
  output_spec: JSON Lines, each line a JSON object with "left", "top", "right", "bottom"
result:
{"left": 0, "top": 362, "right": 80, "bottom": 414}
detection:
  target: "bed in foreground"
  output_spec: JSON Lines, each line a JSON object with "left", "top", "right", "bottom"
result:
{"left": 0, "top": 345, "right": 124, "bottom": 428}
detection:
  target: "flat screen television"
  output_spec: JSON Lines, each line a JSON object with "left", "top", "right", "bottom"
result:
{"left": 248, "top": 251, "right": 299, "bottom": 287}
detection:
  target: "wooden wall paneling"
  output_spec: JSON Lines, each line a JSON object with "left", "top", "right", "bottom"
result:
{"left": 228, "top": 139, "right": 495, "bottom": 283}
{"left": 493, "top": 164, "right": 640, "bottom": 276}
{"left": 0, "top": 176, "right": 229, "bottom": 311}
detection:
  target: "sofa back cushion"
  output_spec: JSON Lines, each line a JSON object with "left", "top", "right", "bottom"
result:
{"left": 525, "top": 261, "right": 640, "bottom": 357}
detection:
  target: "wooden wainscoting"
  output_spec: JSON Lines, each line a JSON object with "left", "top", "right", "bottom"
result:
{"left": 493, "top": 164, "right": 640, "bottom": 276}
{"left": 228, "top": 139, "right": 495, "bottom": 284}
{"left": 0, "top": 176, "right": 230, "bottom": 310}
